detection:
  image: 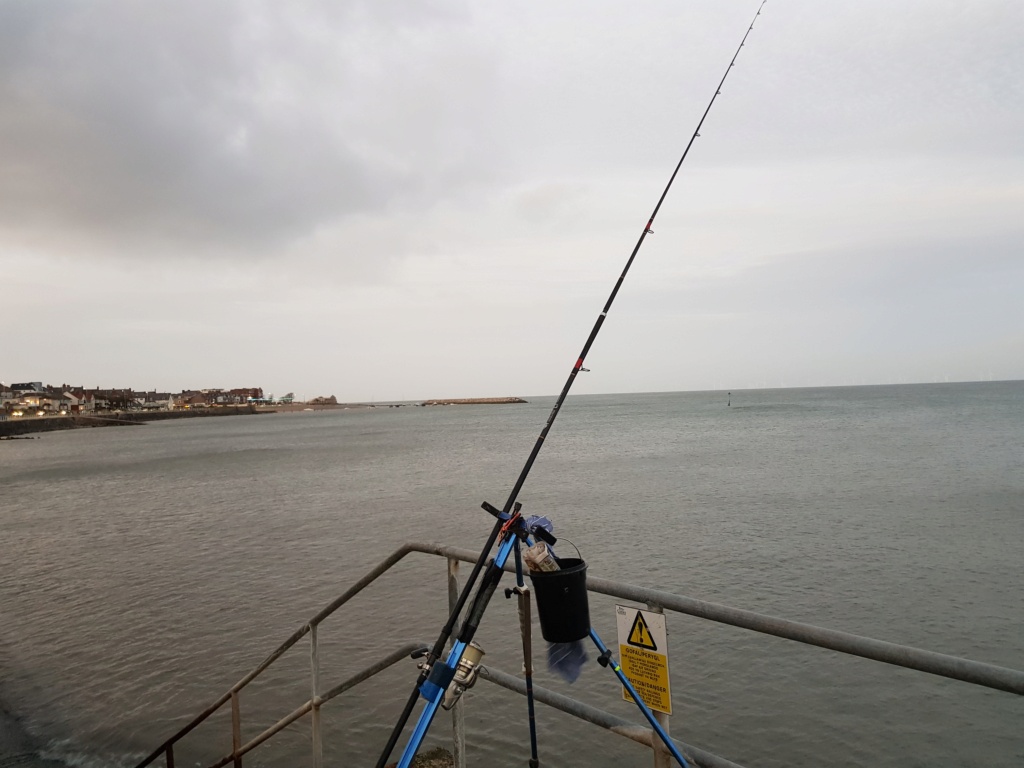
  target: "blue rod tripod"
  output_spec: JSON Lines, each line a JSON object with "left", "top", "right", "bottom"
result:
{"left": 394, "top": 527, "right": 520, "bottom": 768}
{"left": 393, "top": 512, "right": 692, "bottom": 767}
{"left": 590, "top": 629, "right": 691, "bottom": 767}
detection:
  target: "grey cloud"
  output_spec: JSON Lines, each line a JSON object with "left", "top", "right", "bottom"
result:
{"left": 3, "top": 1, "right": 1022, "bottom": 396}
{"left": 624, "top": 232, "right": 1024, "bottom": 341}
{"left": 4, "top": 0, "right": 1021, "bottom": 267}
{"left": 698, "top": 2, "right": 1024, "bottom": 166}
{"left": 0, "top": 0, "right": 499, "bottom": 259}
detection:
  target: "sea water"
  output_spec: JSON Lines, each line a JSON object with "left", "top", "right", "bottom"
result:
{"left": 1, "top": 382, "right": 1022, "bottom": 767}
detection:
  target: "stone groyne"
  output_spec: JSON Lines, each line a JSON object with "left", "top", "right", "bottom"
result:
{"left": 420, "top": 397, "right": 527, "bottom": 406}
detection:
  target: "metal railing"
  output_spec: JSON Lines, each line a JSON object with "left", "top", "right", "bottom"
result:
{"left": 133, "top": 541, "right": 462, "bottom": 768}
{"left": 134, "top": 541, "right": 1024, "bottom": 768}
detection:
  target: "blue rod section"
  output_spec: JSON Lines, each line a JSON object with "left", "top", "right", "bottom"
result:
{"left": 395, "top": 640, "right": 466, "bottom": 768}
{"left": 396, "top": 536, "right": 519, "bottom": 767}
{"left": 589, "top": 629, "right": 691, "bottom": 768}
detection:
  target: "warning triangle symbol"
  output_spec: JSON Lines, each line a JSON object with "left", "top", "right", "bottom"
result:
{"left": 627, "top": 611, "right": 658, "bottom": 651}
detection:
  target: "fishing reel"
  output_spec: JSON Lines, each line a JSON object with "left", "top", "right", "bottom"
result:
{"left": 440, "top": 642, "right": 485, "bottom": 710}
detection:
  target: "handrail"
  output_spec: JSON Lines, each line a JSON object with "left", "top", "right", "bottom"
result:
{"left": 205, "top": 642, "right": 427, "bottom": 768}
{"left": 585, "top": 575, "right": 1024, "bottom": 695}
{"left": 134, "top": 540, "right": 1024, "bottom": 768}
{"left": 134, "top": 542, "right": 451, "bottom": 767}
{"left": 479, "top": 665, "right": 747, "bottom": 768}
{"left": 432, "top": 543, "right": 1024, "bottom": 695}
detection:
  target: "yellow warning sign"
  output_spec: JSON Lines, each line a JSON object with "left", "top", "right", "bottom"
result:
{"left": 627, "top": 611, "right": 658, "bottom": 651}
{"left": 615, "top": 605, "right": 671, "bottom": 715}
{"left": 620, "top": 645, "right": 672, "bottom": 714}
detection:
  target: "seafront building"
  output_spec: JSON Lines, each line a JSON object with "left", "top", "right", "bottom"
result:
{"left": 0, "top": 381, "right": 266, "bottom": 416}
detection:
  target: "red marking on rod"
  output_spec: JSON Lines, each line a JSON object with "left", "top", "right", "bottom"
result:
{"left": 575, "top": 358, "right": 585, "bottom": 370}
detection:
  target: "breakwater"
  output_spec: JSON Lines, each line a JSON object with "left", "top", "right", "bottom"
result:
{"left": 421, "top": 397, "right": 527, "bottom": 405}
{"left": 0, "top": 406, "right": 266, "bottom": 438}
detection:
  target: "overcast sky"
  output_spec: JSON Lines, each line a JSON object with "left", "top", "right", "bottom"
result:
{"left": 2, "top": 1, "right": 1021, "bottom": 400}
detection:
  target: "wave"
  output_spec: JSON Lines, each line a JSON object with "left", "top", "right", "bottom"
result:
{"left": 0, "top": 701, "right": 66, "bottom": 768}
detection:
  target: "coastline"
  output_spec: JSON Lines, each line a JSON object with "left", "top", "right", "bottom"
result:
{"left": 0, "top": 397, "right": 529, "bottom": 438}
{"left": 0, "top": 406, "right": 268, "bottom": 438}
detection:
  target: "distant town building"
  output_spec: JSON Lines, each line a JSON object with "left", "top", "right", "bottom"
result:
{"left": 2, "top": 381, "right": 278, "bottom": 415}
{"left": 230, "top": 387, "right": 263, "bottom": 402}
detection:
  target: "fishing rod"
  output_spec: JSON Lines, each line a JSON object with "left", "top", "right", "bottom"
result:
{"left": 376, "top": 3, "right": 768, "bottom": 765}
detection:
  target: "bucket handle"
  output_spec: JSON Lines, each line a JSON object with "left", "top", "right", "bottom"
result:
{"left": 554, "top": 537, "right": 582, "bottom": 563}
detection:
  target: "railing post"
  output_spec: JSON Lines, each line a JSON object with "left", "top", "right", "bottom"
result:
{"left": 164, "top": 745, "right": 174, "bottom": 768}
{"left": 647, "top": 602, "right": 671, "bottom": 768}
{"left": 231, "top": 690, "right": 243, "bottom": 768}
{"left": 311, "top": 622, "right": 324, "bottom": 768}
{"left": 448, "top": 556, "right": 466, "bottom": 768}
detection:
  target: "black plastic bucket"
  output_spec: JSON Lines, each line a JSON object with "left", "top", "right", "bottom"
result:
{"left": 529, "top": 558, "right": 590, "bottom": 643}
